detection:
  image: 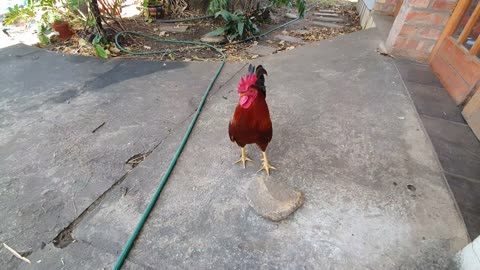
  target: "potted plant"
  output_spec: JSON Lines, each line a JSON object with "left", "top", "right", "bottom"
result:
{"left": 144, "top": 0, "right": 165, "bottom": 19}
{"left": 37, "top": 10, "right": 73, "bottom": 42}
{"left": 51, "top": 18, "right": 74, "bottom": 40}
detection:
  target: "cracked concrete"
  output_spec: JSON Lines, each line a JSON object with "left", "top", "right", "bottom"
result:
{"left": 1, "top": 28, "right": 470, "bottom": 270}
{"left": 0, "top": 46, "right": 243, "bottom": 269}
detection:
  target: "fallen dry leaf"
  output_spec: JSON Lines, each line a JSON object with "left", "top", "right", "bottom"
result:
{"left": 110, "top": 46, "right": 120, "bottom": 54}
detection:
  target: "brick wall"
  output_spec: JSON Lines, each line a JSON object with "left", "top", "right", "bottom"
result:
{"left": 374, "top": 0, "right": 399, "bottom": 14}
{"left": 385, "top": 0, "right": 458, "bottom": 61}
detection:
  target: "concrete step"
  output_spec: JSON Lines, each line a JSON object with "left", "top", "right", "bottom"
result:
{"left": 313, "top": 16, "right": 347, "bottom": 23}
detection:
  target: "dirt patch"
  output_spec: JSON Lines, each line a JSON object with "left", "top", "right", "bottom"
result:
{"left": 4, "top": 1, "right": 361, "bottom": 62}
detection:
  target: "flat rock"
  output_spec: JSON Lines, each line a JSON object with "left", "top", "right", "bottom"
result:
{"left": 200, "top": 36, "right": 227, "bottom": 44}
{"left": 246, "top": 45, "right": 277, "bottom": 56}
{"left": 274, "top": 35, "right": 306, "bottom": 44}
{"left": 312, "top": 21, "right": 344, "bottom": 29}
{"left": 313, "top": 16, "right": 346, "bottom": 23}
{"left": 158, "top": 25, "right": 189, "bottom": 33}
{"left": 246, "top": 176, "right": 304, "bottom": 221}
{"left": 285, "top": 13, "right": 298, "bottom": 19}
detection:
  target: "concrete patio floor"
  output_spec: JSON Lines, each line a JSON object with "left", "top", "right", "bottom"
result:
{"left": 0, "top": 28, "right": 469, "bottom": 269}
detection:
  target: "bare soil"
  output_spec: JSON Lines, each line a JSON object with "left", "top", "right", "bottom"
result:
{"left": 8, "top": 1, "right": 361, "bottom": 62}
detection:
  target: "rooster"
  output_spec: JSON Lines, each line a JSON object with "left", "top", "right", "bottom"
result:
{"left": 228, "top": 64, "right": 276, "bottom": 175}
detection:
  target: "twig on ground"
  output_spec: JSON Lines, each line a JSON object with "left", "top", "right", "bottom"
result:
{"left": 2, "top": 243, "right": 31, "bottom": 264}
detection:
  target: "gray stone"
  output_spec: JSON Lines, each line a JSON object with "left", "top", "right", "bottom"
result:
{"left": 246, "top": 45, "right": 277, "bottom": 56}
{"left": 285, "top": 13, "right": 298, "bottom": 19}
{"left": 274, "top": 34, "right": 306, "bottom": 44}
{"left": 158, "top": 24, "right": 188, "bottom": 33}
{"left": 246, "top": 176, "right": 304, "bottom": 221}
{"left": 201, "top": 35, "right": 227, "bottom": 44}
{"left": 312, "top": 21, "right": 344, "bottom": 28}
{"left": 313, "top": 16, "right": 346, "bottom": 23}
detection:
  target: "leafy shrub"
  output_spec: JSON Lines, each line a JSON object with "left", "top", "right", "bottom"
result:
{"left": 3, "top": 1, "right": 36, "bottom": 25}
{"left": 207, "top": 0, "right": 229, "bottom": 15}
{"left": 205, "top": 10, "right": 259, "bottom": 42}
{"left": 206, "top": 0, "right": 305, "bottom": 42}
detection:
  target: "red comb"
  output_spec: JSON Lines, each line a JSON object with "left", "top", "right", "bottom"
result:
{"left": 237, "top": 74, "right": 257, "bottom": 93}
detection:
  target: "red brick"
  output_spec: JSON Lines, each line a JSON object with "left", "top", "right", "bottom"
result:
{"left": 409, "top": 0, "right": 431, "bottom": 8}
{"left": 399, "top": 25, "right": 417, "bottom": 36}
{"left": 416, "top": 40, "right": 434, "bottom": 52}
{"left": 392, "top": 48, "right": 430, "bottom": 61}
{"left": 405, "top": 11, "right": 445, "bottom": 26}
{"left": 394, "top": 37, "right": 420, "bottom": 49}
{"left": 432, "top": 0, "right": 457, "bottom": 11}
{"left": 374, "top": 3, "right": 396, "bottom": 13}
{"left": 417, "top": 28, "right": 442, "bottom": 39}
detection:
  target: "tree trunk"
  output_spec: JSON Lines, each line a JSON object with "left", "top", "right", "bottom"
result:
{"left": 90, "top": 0, "right": 104, "bottom": 34}
{"left": 187, "top": 0, "right": 209, "bottom": 12}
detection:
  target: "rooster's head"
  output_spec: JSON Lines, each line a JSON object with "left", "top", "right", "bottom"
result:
{"left": 237, "top": 65, "right": 258, "bottom": 108}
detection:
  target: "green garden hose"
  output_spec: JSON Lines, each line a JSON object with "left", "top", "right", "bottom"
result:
{"left": 112, "top": 15, "right": 300, "bottom": 270}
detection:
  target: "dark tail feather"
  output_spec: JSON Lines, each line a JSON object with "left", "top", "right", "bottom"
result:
{"left": 248, "top": 64, "right": 255, "bottom": 75}
{"left": 254, "top": 65, "right": 267, "bottom": 97}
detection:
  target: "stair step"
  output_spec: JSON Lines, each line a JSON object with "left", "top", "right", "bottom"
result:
{"left": 312, "top": 21, "right": 344, "bottom": 28}
{"left": 316, "top": 9, "right": 337, "bottom": 13}
{"left": 313, "top": 16, "right": 346, "bottom": 23}
{"left": 314, "top": 12, "right": 340, "bottom": 17}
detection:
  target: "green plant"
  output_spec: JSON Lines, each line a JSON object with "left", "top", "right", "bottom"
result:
{"left": 207, "top": 0, "right": 229, "bottom": 15}
{"left": 206, "top": 10, "right": 259, "bottom": 42}
{"left": 36, "top": 9, "right": 63, "bottom": 44}
{"left": 66, "top": 0, "right": 86, "bottom": 10}
{"left": 2, "top": 0, "right": 36, "bottom": 25}
{"left": 92, "top": 35, "right": 109, "bottom": 58}
{"left": 3, "top": 0, "right": 88, "bottom": 26}
{"left": 3, "top": 0, "right": 92, "bottom": 43}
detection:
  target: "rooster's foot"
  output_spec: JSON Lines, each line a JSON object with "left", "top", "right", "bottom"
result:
{"left": 235, "top": 147, "right": 253, "bottom": 168}
{"left": 258, "top": 152, "right": 276, "bottom": 176}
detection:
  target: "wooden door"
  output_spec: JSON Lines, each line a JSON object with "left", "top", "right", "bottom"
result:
{"left": 429, "top": 0, "right": 480, "bottom": 106}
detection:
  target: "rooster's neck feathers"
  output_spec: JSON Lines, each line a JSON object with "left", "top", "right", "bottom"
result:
{"left": 251, "top": 65, "right": 267, "bottom": 97}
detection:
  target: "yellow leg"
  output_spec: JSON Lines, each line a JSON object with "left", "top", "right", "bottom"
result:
{"left": 234, "top": 147, "right": 253, "bottom": 168}
{"left": 258, "top": 151, "right": 276, "bottom": 176}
